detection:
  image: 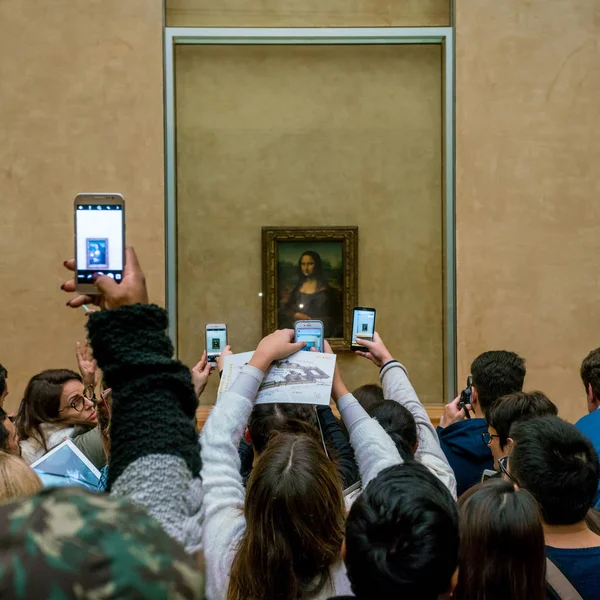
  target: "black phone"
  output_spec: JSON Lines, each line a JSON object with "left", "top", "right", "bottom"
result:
{"left": 351, "top": 307, "right": 376, "bottom": 352}
{"left": 459, "top": 375, "right": 473, "bottom": 419}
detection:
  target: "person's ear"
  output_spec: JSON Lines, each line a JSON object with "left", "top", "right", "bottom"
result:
{"left": 470, "top": 386, "right": 479, "bottom": 407}
{"left": 505, "top": 437, "right": 514, "bottom": 453}
{"left": 587, "top": 384, "right": 600, "bottom": 411}
{"left": 244, "top": 428, "right": 252, "bottom": 444}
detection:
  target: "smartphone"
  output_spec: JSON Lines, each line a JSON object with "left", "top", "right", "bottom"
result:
{"left": 206, "top": 324, "right": 227, "bottom": 365}
{"left": 459, "top": 375, "right": 473, "bottom": 419}
{"left": 294, "top": 320, "right": 324, "bottom": 352}
{"left": 351, "top": 307, "right": 376, "bottom": 352}
{"left": 74, "top": 193, "right": 125, "bottom": 295}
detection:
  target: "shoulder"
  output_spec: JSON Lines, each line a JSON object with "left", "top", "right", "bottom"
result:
{"left": 576, "top": 410, "right": 600, "bottom": 436}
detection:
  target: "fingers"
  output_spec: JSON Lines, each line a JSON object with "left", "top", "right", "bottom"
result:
{"left": 67, "top": 294, "right": 95, "bottom": 308}
{"left": 61, "top": 279, "right": 77, "bottom": 293}
{"left": 63, "top": 259, "right": 76, "bottom": 272}
{"left": 281, "top": 329, "right": 295, "bottom": 341}
{"left": 309, "top": 347, "right": 318, "bottom": 352}
{"left": 290, "top": 341, "right": 307, "bottom": 353}
{"left": 94, "top": 274, "right": 120, "bottom": 296}
{"left": 323, "top": 340, "right": 333, "bottom": 354}
{"left": 359, "top": 338, "right": 375, "bottom": 350}
{"left": 373, "top": 332, "right": 382, "bottom": 342}
{"left": 124, "top": 247, "right": 143, "bottom": 277}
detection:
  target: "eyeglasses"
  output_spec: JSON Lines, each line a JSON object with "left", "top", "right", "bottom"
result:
{"left": 59, "top": 385, "right": 97, "bottom": 413}
{"left": 481, "top": 432, "right": 500, "bottom": 446}
{"left": 498, "top": 456, "right": 519, "bottom": 486}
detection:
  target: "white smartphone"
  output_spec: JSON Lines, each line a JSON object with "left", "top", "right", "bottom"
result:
{"left": 74, "top": 193, "right": 125, "bottom": 295}
{"left": 294, "top": 320, "right": 324, "bottom": 352}
{"left": 351, "top": 307, "right": 376, "bottom": 352}
{"left": 206, "top": 324, "right": 227, "bottom": 365}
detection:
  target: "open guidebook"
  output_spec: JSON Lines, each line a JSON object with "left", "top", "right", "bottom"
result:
{"left": 218, "top": 350, "right": 336, "bottom": 405}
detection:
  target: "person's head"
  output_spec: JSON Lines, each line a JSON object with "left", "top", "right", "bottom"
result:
{"left": 0, "top": 407, "right": 20, "bottom": 456}
{"left": 509, "top": 416, "right": 600, "bottom": 525}
{"left": 0, "top": 486, "right": 204, "bottom": 598}
{"left": 456, "top": 479, "right": 546, "bottom": 600}
{"left": 470, "top": 351, "right": 526, "bottom": 415}
{"left": 580, "top": 347, "right": 600, "bottom": 413}
{"left": 247, "top": 403, "right": 319, "bottom": 454}
{"left": 485, "top": 391, "right": 558, "bottom": 469}
{"left": 297, "top": 251, "right": 326, "bottom": 284}
{"left": 0, "top": 363, "right": 8, "bottom": 406}
{"left": 228, "top": 432, "right": 344, "bottom": 600}
{"left": 353, "top": 384, "right": 385, "bottom": 413}
{"left": 16, "top": 369, "right": 97, "bottom": 451}
{"left": 0, "top": 452, "right": 42, "bottom": 501}
{"left": 367, "top": 400, "right": 418, "bottom": 460}
{"left": 344, "top": 462, "right": 459, "bottom": 600}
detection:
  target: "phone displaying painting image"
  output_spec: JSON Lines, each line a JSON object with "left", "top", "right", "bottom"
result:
{"left": 206, "top": 324, "right": 227, "bottom": 364}
{"left": 75, "top": 193, "right": 125, "bottom": 294}
{"left": 294, "top": 320, "right": 324, "bottom": 352}
{"left": 351, "top": 307, "right": 376, "bottom": 352}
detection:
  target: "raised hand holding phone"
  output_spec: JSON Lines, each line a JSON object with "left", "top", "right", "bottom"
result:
{"left": 62, "top": 246, "right": 148, "bottom": 310}
{"left": 354, "top": 332, "right": 394, "bottom": 368}
{"left": 250, "top": 329, "right": 306, "bottom": 373}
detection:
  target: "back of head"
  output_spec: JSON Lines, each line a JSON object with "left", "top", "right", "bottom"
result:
{"left": 581, "top": 347, "right": 600, "bottom": 399}
{"left": 353, "top": 384, "right": 385, "bottom": 413}
{"left": 345, "top": 462, "right": 459, "bottom": 600}
{"left": 510, "top": 415, "right": 600, "bottom": 525}
{"left": 15, "top": 369, "right": 82, "bottom": 447}
{"left": 486, "top": 391, "right": 558, "bottom": 448}
{"left": 229, "top": 432, "right": 344, "bottom": 600}
{"left": 0, "top": 363, "right": 7, "bottom": 401}
{"left": 471, "top": 350, "right": 526, "bottom": 413}
{"left": 0, "top": 486, "right": 204, "bottom": 598}
{"left": 368, "top": 400, "right": 418, "bottom": 460}
{"left": 456, "top": 479, "right": 546, "bottom": 600}
{"left": 0, "top": 452, "right": 42, "bottom": 501}
{"left": 248, "top": 403, "right": 318, "bottom": 453}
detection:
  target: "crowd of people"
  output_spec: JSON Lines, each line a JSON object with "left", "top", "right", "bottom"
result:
{"left": 0, "top": 247, "right": 598, "bottom": 599}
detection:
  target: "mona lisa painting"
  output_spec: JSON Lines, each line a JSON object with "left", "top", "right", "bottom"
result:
{"left": 262, "top": 227, "right": 358, "bottom": 350}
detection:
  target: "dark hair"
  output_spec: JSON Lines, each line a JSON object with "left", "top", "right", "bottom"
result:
{"left": 471, "top": 351, "right": 526, "bottom": 414}
{"left": 228, "top": 432, "right": 344, "bottom": 600}
{"left": 586, "top": 509, "right": 600, "bottom": 535}
{"left": 345, "top": 462, "right": 459, "bottom": 600}
{"left": 353, "top": 384, "right": 385, "bottom": 413}
{"left": 0, "top": 408, "right": 8, "bottom": 452}
{"left": 510, "top": 416, "right": 600, "bottom": 525}
{"left": 367, "top": 400, "right": 418, "bottom": 460}
{"left": 296, "top": 251, "right": 328, "bottom": 286}
{"left": 248, "top": 403, "right": 318, "bottom": 454}
{"left": 581, "top": 347, "right": 600, "bottom": 400}
{"left": 486, "top": 391, "right": 558, "bottom": 449}
{"left": 0, "top": 364, "right": 7, "bottom": 397}
{"left": 456, "top": 479, "right": 546, "bottom": 600}
{"left": 15, "top": 369, "right": 82, "bottom": 452}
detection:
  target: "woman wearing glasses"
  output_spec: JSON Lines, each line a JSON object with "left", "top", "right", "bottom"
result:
{"left": 15, "top": 369, "right": 105, "bottom": 468}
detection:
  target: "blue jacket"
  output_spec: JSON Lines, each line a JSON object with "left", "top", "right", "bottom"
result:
{"left": 575, "top": 409, "right": 600, "bottom": 508}
{"left": 437, "top": 418, "right": 493, "bottom": 496}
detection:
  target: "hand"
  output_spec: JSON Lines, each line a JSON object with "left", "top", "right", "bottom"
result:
{"left": 320, "top": 340, "right": 347, "bottom": 401}
{"left": 191, "top": 351, "right": 213, "bottom": 398}
{"left": 355, "top": 332, "right": 394, "bottom": 368}
{"left": 62, "top": 247, "right": 149, "bottom": 310}
{"left": 250, "top": 329, "right": 306, "bottom": 373}
{"left": 439, "top": 396, "right": 469, "bottom": 429}
{"left": 76, "top": 340, "right": 97, "bottom": 387}
{"left": 216, "top": 345, "right": 233, "bottom": 373}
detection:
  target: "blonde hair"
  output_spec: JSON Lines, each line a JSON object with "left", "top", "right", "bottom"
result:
{"left": 0, "top": 452, "right": 42, "bottom": 501}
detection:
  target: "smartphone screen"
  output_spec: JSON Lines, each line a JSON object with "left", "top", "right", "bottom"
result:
{"left": 206, "top": 325, "right": 227, "bottom": 361}
{"left": 295, "top": 324, "right": 324, "bottom": 352}
{"left": 76, "top": 199, "right": 125, "bottom": 286}
{"left": 352, "top": 308, "right": 376, "bottom": 349}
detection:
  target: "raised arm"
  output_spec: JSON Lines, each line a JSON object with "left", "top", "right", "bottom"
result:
{"left": 62, "top": 248, "right": 204, "bottom": 552}
{"left": 358, "top": 334, "right": 457, "bottom": 499}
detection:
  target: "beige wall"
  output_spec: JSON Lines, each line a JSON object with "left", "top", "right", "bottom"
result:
{"left": 456, "top": 0, "right": 600, "bottom": 422}
{"left": 175, "top": 44, "right": 445, "bottom": 405}
{"left": 0, "top": 0, "right": 165, "bottom": 413}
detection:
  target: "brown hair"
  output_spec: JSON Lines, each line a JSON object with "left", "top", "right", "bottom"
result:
{"left": 352, "top": 384, "right": 384, "bottom": 413}
{"left": 0, "top": 452, "right": 42, "bottom": 501}
{"left": 15, "top": 369, "right": 82, "bottom": 452}
{"left": 97, "top": 387, "right": 112, "bottom": 457}
{"left": 227, "top": 432, "right": 345, "bottom": 600}
{"left": 248, "top": 403, "right": 319, "bottom": 453}
{"left": 456, "top": 479, "right": 546, "bottom": 600}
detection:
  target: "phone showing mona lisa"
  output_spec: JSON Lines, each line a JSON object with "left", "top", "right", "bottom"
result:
{"left": 294, "top": 320, "right": 324, "bottom": 352}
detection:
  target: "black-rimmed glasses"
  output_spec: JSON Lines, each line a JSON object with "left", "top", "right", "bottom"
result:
{"left": 58, "top": 385, "right": 97, "bottom": 413}
{"left": 481, "top": 431, "right": 500, "bottom": 446}
{"left": 498, "top": 455, "right": 519, "bottom": 486}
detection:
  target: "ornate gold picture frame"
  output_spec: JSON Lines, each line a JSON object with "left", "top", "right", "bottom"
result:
{"left": 262, "top": 226, "right": 358, "bottom": 351}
